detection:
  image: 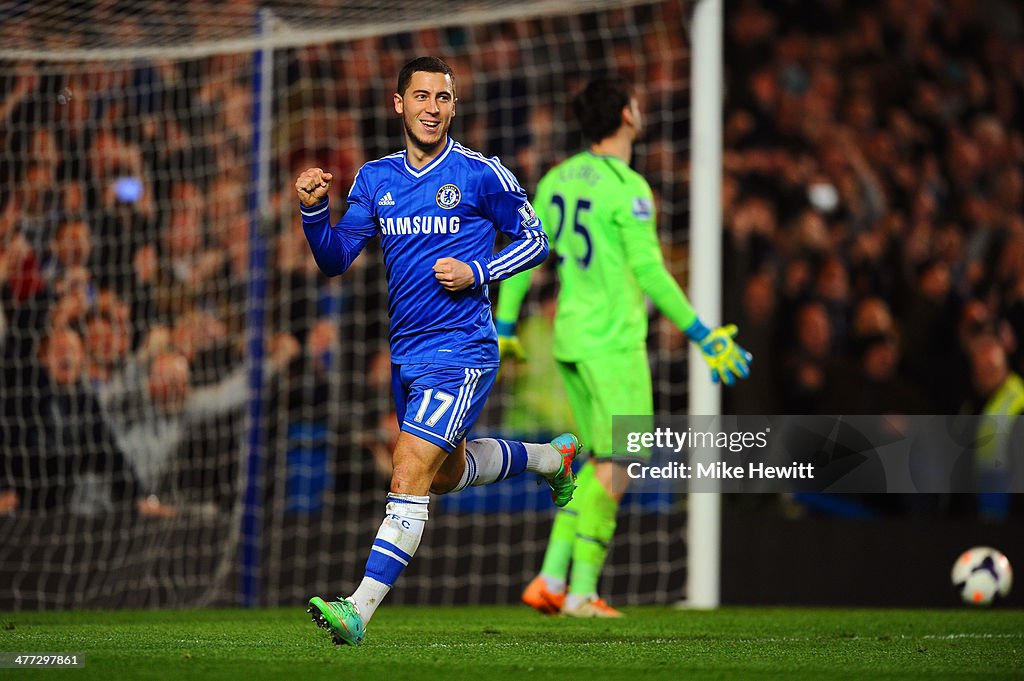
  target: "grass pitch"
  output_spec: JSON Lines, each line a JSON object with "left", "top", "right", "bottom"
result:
{"left": 1, "top": 606, "right": 1022, "bottom": 680}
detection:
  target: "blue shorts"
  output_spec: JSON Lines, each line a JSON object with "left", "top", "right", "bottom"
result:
{"left": 392, "top": 363, "right": 498, "bottom": 451}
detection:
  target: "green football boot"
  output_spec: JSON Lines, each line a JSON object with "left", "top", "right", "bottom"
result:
{"left": 308, "top": 596, "right": 365, "bottom": 646}
{"left": 545, "top": 433, "right": 582, "bottom": 507}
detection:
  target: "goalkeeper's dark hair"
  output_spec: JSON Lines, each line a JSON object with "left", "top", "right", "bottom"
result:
{"left": 397, "top": 56, "right": 456, "bottom": 97}
{"left": 573, "top": 76, "right": 634, "bottom": 143}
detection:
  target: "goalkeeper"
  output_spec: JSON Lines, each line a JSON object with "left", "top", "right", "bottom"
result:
{"left": 497, "top": 76, "right": 751, "bottom": 618}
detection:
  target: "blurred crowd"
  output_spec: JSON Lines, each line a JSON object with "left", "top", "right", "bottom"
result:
{"left": 718, "top": 0, "right": 1024, "bottom": 424}
{"left": 0, "top": 0, "right": 1021, "bottom": 518}
{"left": 711, "top": 0, "right": 1024, "bottom": 519}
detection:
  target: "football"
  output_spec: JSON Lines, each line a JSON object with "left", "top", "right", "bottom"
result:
{"left": 951, "top": 546, "right": 1013, "bottom": 606}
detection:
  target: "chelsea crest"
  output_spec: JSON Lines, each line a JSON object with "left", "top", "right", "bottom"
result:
{"left": 436, "top": 184, "right": 461, "bottom": 209}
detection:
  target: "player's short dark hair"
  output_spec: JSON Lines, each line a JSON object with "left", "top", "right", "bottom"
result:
{"left": 397, "top": 56, "right": 456, "bottom": 97}
{"left": 573, "top": 76, "right": 634, "bottom": 143}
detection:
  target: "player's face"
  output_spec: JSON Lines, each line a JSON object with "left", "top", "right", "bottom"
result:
{"left": 394, "top": 71, "right": 456, "bottom": 153}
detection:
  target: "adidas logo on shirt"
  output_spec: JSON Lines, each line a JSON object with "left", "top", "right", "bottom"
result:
{"left": 378, "top": 191, "right": 396, "bottom": 206}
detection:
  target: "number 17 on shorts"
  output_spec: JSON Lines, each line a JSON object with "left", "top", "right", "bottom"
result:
{"left": 391, "top": 363, "right": 498, "bottom": 451}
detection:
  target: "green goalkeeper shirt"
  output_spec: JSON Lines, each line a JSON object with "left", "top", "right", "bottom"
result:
{"left": 496, "top": 150, "right": 699, "bottom": 362}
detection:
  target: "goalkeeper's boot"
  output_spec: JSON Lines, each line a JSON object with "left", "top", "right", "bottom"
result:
{"left": 308, "top": 596, "right": 365, "bottom": 646}
{"left": 521, "top": 575, "right": 566, "bottom": 615}
{"left": 562, "top": 595, "right": 624, "bottom": 619}
{"left": 544, "top": 433, "right": 582, "bottom": 507}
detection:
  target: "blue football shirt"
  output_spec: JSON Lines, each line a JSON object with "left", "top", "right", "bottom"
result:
{"left": 300, "top": 138, "right": 548, "bottom": 367}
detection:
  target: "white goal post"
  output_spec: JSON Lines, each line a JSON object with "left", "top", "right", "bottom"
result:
{"left": 686, "top": 0, "right": 723, "bottom": 609}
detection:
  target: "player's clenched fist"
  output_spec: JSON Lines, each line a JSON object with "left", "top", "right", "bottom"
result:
{"left": 295, "top": 168, "right": 333, "bottom": 207}
{"left": 433, "top": 257, "right": 475, "bottom": 292}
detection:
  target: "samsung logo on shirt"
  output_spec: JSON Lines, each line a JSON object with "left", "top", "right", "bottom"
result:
{"left": 379, "top": 215, "right": 462, "bottom": 235}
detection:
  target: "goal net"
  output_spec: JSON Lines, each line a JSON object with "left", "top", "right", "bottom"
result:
{"left": 0, "top": 0, "right": 693, "bottom": 609}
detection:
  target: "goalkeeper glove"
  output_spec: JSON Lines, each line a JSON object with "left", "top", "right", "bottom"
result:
{"left": 685, "top": 320, "right": 752, "bottom": 386}
{"left": 496, "top": 320, "right": 526, "bottom": 362}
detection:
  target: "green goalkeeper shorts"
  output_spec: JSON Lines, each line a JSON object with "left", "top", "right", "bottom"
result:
{"left": 556, "top": 346, "right": 653, "bottom": 460}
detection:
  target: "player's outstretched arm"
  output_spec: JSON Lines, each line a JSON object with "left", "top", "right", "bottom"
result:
{"left": 620, "top": 194, "right": 751, "bottom": 386}
{"left": 631, "top": 259, "right": 753, "bottom": 385}
{"left": 297, "top": 168, "right": 377, "bottom": 277}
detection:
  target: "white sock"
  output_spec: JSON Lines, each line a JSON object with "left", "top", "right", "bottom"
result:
{"left": 348, "top": 578, "right": 388, "bottom": 624}
{"left": 525, "top": 442, "right": 561, "bottom": 476}
{"left": 449, "top": 440, "right": 562, "bottom": 493}
{"left": 349, "top": 492, "right": 428, "bottom": 625}
{"left": 542, "top": 575, "right": 567, "bottom": 593}
{"left": 450, "top": 438, "right": 530, "bottom": 492}
{"left": 565, "top": 592, "right": 597, "bottom": 610}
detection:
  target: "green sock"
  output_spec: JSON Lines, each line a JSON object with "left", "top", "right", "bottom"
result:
{"left": 568, "top": 470, "right": 618, "bottom": 596}
{"left": 539, "top": 461, "right": 595, "bottom": 584}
